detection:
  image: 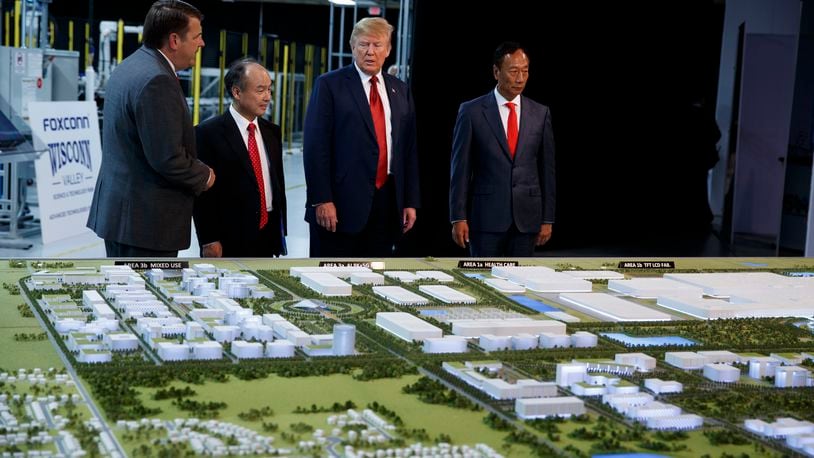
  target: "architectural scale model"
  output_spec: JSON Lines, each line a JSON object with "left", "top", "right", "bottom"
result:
{"left": 1, "top": 257, "right": 813, "bottom": 457}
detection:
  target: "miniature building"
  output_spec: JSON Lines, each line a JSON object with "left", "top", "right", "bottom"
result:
{"left": 104, "top": 332, "right": 139, "bottom": 352}
{"left": 748, "top": 356, "right": 782, "bottom": 379}
{"left": 372, "top": 286, "right": 429, "bottom": 305}
{"left": 559, "top": 293, "right": 672, "bottom": 322}
{"left": 615, "top": 353, "right": 657, "bottom": 372}
{"left": 571, "top": 331, "right": 598, "bottom": 348}
{"left": 300, "top": 272, "right": 352, "bottom": 296}
{"left": 539, "top": 332, "right": 571, "bottom": 348}
{"left": 376, "top": 312, "right": 442, "bottom": 342}
{"left": 644, "top": 378, "right": 683, "bottom": 394}
{"left": 416, "top": 271, "right": 454, "bottom": 282}
{"left": 423, "top": 336, "right": 468, "bottom": 354}
{"left": 556, "top": 363, "right": 588, "bottom": 387}
{"left": 745, "top": 418, "right": 814, "bottom": 438}
{"left": 383, "top": 271, "right": 421, "bottom": 283}
{"left": 190, "top": 341, "right": 223, "bottom": 360}
{"left": 665, "top": 351, "right": 708, "bottom": 370}
{"left": 232, "top": 341, "right": 264, "bottom": 359}
{"left": 703, "top": 363, "right": 740, "bottom": 383}
{"left": 156, "top": 342, "right": 190, "bottom": 361}
{"left": 451, "top": 319, "right": 565, "bottom": 337}
{"left": 483, "top": 278, "right": 525, "bottom": 294}
{"left": 479, "top": 334, "right": 512, "bottom": 351}
{"left": 418, "top": 284, "right": 476, "bottom": 304}
{"left": 266, "top": 340, "right": 296, "bottom": 358}
{"left": 515, "top": 397, "right": 585, "bottom": 419}
{"left": 491, "top": 266, "right": 592, "bottom": 292}
{"left": 646, "top": 414, "right": 704, "bottom": 430}
{"left": 697, "top": 350, "right": 744, "bottom": 365}
{"left": 511, "top": 334, "right": 538, "bottom": 350}
{"left": 774, "top": 366, "right": 812, "bottom": 388}
{"left": 332, "top": 324, "right": 356, "bottom": 356}
{"left": 349, "top": 272, "right": 385, "bottom": 286}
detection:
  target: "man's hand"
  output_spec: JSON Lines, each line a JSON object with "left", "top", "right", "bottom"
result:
{"left": 452, "top": 221, "right": 469, "bottom": 248}
{"left": 202, "top": 241, "right": 223, "bottom": 257}
{"left": 316, "top": 202, "right": 339, "bottom": 232}
{"left": 205, "top": 167, "right": 216, "bottom": 190}
{"left": 403, "top": 208, "right": 417, "bottom": 233}
{"left": 536, "top": 223, "right": 553, "bottom": 246}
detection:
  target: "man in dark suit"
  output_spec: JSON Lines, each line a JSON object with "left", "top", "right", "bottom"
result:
{"left": 303, "top": 17, "right": 420, "bottom": 257}
{"left": 449, "top": 42, "right": 556, "bottom": 257}
{"left": 193, "top": 59, "right": 287, "bottom": 257}
{"left": 87, "top": 0, "right": 214, "bottom": 257}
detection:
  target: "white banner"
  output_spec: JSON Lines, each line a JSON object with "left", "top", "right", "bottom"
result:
{"left": 29, "top": 101, "right": 102, "bottom": 244}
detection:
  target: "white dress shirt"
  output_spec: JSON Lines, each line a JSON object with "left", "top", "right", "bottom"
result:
{"left": 229, "top": 104, "right": 273, "bottom": 211}
{"left": 355, "top": 62, "right": 393, "bottom": 174}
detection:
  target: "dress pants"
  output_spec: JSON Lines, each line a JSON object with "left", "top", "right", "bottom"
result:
{"left": 105, "top": 240, "right": 178, "bottom": 258}
{"left": 469, "top": 223, "right": 537, "bottom": 257}
{"left": 310, "top": 177, "right": 399, "bottom": 257}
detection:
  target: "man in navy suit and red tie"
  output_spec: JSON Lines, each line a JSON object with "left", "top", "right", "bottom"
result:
{"left": 303, "top": 17, "right": 420, "bottom": 257}
{"left": 449, "top": 42, "right": 556, "bottom": 257}
{"left": 193, "top": 59, "right": 287, "bottom": 257}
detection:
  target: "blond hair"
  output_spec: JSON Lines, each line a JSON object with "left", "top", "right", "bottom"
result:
{"left": 349, "top": 17, "right": 393, "bottom": 47}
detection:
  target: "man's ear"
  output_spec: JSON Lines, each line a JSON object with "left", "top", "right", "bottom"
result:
{"left": 168, "top": 33, "right": 180, "bottom": 50}
{"left": 493, "top": 65, "right": 499, "bottom": 80}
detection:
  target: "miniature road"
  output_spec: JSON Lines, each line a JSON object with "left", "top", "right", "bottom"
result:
{"left": 19, "top": 280, "right": 128, "bottom": 458}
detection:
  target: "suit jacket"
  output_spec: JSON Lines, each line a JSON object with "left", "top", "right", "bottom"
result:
{"left": 87, "top": 46, "right": 210, "bottom": 251}
{"left": 449, "top": 92, "right": 556, "bottom": 233}
{"left": 193, "top": 111, "right": 287, "bottom": 256}
{"left": 303, "top": 65, "right": 420, "bottom": 233}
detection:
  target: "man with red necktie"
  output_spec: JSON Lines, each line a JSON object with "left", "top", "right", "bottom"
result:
{"left": 193, "top": 59, "right": 287, "bottom": 257}
{"left": 449, "top": 42, "right": 556, "bottom": 257}
{"left": 303, "top": 17, "right": 420, "bottom": 257}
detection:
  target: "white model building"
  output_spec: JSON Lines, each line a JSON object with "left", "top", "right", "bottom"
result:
{"left": 332, "top": 324, "right": 356, "bottom": 356}
{"left": 703, "top": 363, "right": 740, "bottom": 383}
{"left": 615, "top": 353, "right": 657, "bottom": 372}
{"left": 644, "top": 378, "right": 683, "bottom": 394}
{"left": 416, "top": 271, "right": 454, "bottom": 282}
{"left": 451, "top": 318, "right": 565, "bottom": 337}
{"left": 482, "top": 379, "right": 557, "bottom": 400}
{"left": 515, "top": 397, "right": 585, "bottom": 419}
{"left": 266, "top": 340, "right": 296, "bottom": 358}
{"left": 185, "top": 322, "right": 205, "bottom": 340}
{"left": 748, "top": 356, "right": 782, "bottom": 379}
{"left": 349, "top": 272, "right": 385, "bottom": 285}
{"left": 384, "top": 271, "right": 421, "bottom": 283}
{"left": 190, "top": 341, "right": 223, "bottom": 360}
{"left": 212, "top": 325, "right": 240, "bottom": 343}
{"left": 512, "top": 334, "right": 539, "bottom": 350}
{"left": 665, "top": 351, "right": 708, "bottom": 369}
{"left": 556, "top": 363, "right": 588, "bottom": 387}
{"left": 563, "top": 270, "right": 625, "bottom": 280}
{"left": 745, "top": 417, "right": 814, "bottom": 438}
{"left": 607, "top": 277, "right": 703, "bottom": 298}
{"left": 418, "top": 285, "right": 476, "bottom": 304}
{"left": 571, "top": 331, "right": 598, "bottom": 348}
{"left": 540, "top": 332, "right": 571, "bottom": 348}
{"left": 78, "top": 348, "right": 112, "bottom": 364}
{"left": 545, "top": 311, "right": 581, "bottom": 323}
{"left": 232, "top": 341, "right": 264, "bottom": 359}
{"left": 697, "top": 350, "right": 744, "bottom": 365}
{"left": 104, "top": 332, "right": 139, "bottom": 352}
{"left": 558, "top": 293, "right": 672, "bottom": 322}
{"left": 646, "top": 414, "right": 704, "bottom": 430}
{"left": 423, "top": 336, "right": 468, "bottom": 354}
{"left": 376, "top": 312, "right": 442, "bottom": 342}
{"left": 771, "top": 353, "right": 805, "bottom": 365}
{"left": 372, "top": 286, "right": 429, "bottom": 305}
{"left": 479, "top": 334, "right": 512, "bottom": 351}
{"left": 241, "top": 323, "right": 274, "bottom": 342}
{"left": 157, "top": 342, "right": 191, "bottom": 361}
{"left": 627, "top": 401, "right": 682, "bottom": 421}
{"left": 775, "top": 366, "right": 812, "bottom": 388}
{"left": 300, "top": 272, "right": 352, "bottom": 296}
{"left": 483, "top": 278, "right": 525, "bottom": 293}
{"left": 603, "top": 392, "right": 654, "bottom": 412}
{"left": 289, "top": 266, "right": 371, "bottom": 278}
{"left": 492, "top": 266, "right": 593, "bottom": 292}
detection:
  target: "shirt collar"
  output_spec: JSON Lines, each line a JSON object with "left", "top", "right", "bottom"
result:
{"left": 157, "top": 49, "right": 177, "bottom": 74}
{"left": 354, "top": 61, "right": 383, "bottom": 85}
{"left": 229, "top": 104, "right": 257, "bottom": 132}
{"left": 494, "top": 87, "right": 520, "bottom": 107}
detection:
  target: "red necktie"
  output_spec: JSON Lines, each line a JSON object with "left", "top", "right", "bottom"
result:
{"left": 247, "top": 123, "right": 268, "bottom": 229}
{"left": 506, "top": 102, "right": 518, "bottom": 158}
{"left": 370, "top": 76, "right": 388, "bottom": 189}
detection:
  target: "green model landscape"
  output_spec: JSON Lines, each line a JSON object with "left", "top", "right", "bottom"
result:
{"left": 1, "top": 257, "right": 813, "bottom": 457}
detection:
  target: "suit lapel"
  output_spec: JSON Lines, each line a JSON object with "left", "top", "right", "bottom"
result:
{"left": 344, "top": 66, "right": 377, "bottom": 139}
{"left": 515, "top": 95, "right": 532, "bottom": 160}
{"left": 383, "top": 74, "right": 401, "bottom": 144}
{"left": 221, "top": 112, "right": 256, "bottom": 182}
{"left": 481, "top": 95, "right": 513, "bottom": 161}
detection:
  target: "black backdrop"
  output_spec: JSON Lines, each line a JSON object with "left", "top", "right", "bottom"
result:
{"left": 45, "top": 0, "right": 726, "bottom": 257}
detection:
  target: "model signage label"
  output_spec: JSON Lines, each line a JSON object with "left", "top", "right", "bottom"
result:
{"left": 30, "top": 101, "right": 103, "bottom": 245}
{"left": 617, "top": 261, "right": 676, "bottom": 269}
{"left": 115, "top": 261, "right": 190, "bottom": 270}
{"left": 319, "top": 261, "right": 371, "bottom": 267}
{"left": 457, "top": 260, "right": 519, "bottom": 269}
